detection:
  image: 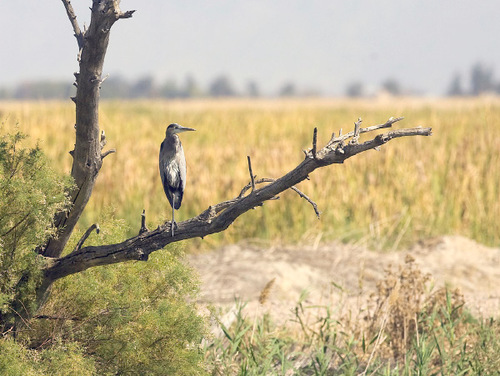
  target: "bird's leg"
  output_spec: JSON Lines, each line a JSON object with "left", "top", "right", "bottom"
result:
{"left": 171, "top": 206, "right": 176, "bottom": 237}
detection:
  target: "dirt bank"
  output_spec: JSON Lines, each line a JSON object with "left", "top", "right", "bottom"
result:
{"left": 188, "top": 236, "right": 500, "bottom": 320}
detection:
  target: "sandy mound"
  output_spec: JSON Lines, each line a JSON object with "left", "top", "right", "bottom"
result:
{"left": 188, "top": 236, "right": 500, "bottom": 319}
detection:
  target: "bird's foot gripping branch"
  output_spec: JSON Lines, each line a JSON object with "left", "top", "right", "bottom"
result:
{"left": 42, "top": 117, "right": 431, "bottom": 286}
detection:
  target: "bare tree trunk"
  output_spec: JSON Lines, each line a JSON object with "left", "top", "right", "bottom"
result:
{"left": 42, "top": 1, "right": 134, "bottom": 258}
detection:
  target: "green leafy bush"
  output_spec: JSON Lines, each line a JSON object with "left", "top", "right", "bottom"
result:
{"left": 0, "top": 130, "right": 73, "bottom": 324}
{"left": 30, "top": 215, "right": 208, "bottom": 375}
{"left": 0, "top": 337, "right": 96, "bottom": 375}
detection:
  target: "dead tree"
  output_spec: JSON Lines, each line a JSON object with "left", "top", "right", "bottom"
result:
{"left": 35, "top": 1, "right": 432, "bottom": 304}
{"left": 41, "top": 0, "right": 133, "bottom": 259}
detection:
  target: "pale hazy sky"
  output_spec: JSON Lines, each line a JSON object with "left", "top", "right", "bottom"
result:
{"left": 1, "top": 1, "right": 499, "bottom": 95}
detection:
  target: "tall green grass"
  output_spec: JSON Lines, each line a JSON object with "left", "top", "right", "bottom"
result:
{"left": 1, "top": 98, "right": 499, "bottom": 250}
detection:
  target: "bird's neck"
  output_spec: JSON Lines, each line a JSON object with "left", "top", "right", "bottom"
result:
{"left": 166, "top": 134, "right": 182, "bottom": 148}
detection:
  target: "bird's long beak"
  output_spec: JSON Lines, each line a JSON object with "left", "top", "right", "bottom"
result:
{"left": 177, "top": 126, "right": 196, "bottom": 133}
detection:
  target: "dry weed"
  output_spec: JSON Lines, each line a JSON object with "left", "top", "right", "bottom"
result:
{"left": 361, "top": 254, "right": 466, "bottom": 366}
{"left": 258, "top": 277, "right": 276, "bottom": 306}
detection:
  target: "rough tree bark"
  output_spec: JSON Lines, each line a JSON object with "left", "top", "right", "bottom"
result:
{"left": 41, "top": 0, "right": 134, "bottom": 258}
{"left": 34, "top": 1, "right": 432, "bottom": 304}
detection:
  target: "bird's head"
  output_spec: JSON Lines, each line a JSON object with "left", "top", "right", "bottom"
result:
{"left": 166, "top": 123, "right": 196, "bottom": 136}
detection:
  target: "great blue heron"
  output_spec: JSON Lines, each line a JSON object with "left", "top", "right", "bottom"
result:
{"left": 159, "top": 123, "right": 195, "bottom": 236}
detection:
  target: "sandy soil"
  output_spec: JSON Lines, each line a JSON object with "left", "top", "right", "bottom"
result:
{"left": 188, "top": 236, "right": 500, "bottom": 321}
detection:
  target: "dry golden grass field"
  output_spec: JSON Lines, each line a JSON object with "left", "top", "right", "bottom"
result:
{"left": 1, "top": 97, "right": 499, "bottom": 251}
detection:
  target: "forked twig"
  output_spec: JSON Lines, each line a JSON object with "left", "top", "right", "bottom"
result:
{"left": 238, "top": 178, "right": 320, "bottom": 218}
{"left": 350, "top": 118, "right": 362, "bottom": 144}
{"left": 326, "top": 116, "right": 404, "bottom": 148}
{"left": 71, "top": 223, "right": 99, "bottom": 255}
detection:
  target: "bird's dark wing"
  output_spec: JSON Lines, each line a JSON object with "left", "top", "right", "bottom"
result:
{"left": 162, "top": 169, "right": 184, "bottom": 210}
{"left": 159, "top": 140, "right": 184, "bottom": 210}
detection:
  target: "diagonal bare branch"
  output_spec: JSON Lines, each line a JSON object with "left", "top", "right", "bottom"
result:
{"left": 42, "top": 118, "right": 431, "bottom": 284}
{"left": 237, "top": 177, "right": 320, "bottom": 218}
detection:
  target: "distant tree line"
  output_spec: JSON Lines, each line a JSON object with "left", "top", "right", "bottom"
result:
{"left": 345, "top": 62, "right": 500, "bottom": 98}
{"left": 446, "top": 62, "right": 500, "bottom": 96}
{"left": 1, "top": 62, "right": 499, "bottom": 100}
{"left": 0, "top": 81, "right": 75, "bottom": 100}
{"left": 0, "top": 74, "right": 320, "bottom": 100}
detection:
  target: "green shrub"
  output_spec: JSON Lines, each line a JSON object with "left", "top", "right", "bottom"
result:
{"left": 0, "top": 337, "right": 96, "bottom": 375}
{"left": 0, "top": 130, "right": 73, "bottom": 324}
{"left": 0, "top": 338, "right": 39, "bottom": 376}
{"left": 27, "top": 213, "right": 208, "bottom": 375}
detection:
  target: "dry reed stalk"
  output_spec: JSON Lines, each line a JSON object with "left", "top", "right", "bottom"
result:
{"left": 259, "top": 277, "right": 276, "bottom": 305}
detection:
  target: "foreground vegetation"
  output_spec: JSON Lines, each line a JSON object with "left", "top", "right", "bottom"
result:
{"left": 207, "top": 257, "right": 500, "bottom": 375}
{"left": 1, "top": 98, "right": 499, "bottom": 374}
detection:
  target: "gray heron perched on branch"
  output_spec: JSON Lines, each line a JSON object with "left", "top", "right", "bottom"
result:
{"left": 159, "top": 123, "right": 195, "bottom": 236}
